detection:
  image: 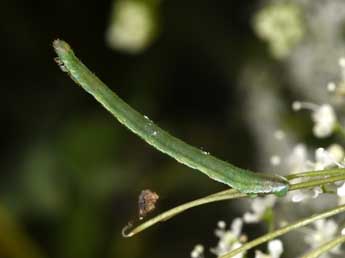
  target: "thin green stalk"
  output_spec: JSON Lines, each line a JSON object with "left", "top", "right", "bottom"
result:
{"left": 220, "top": 205, "right": 345, "bottom": 258}
{"left": 123, "top": 189, "right": 245, "bottom": 237}
{"left": 123, "top": 174, "right": 345, "bottom": 237}
{"left": 300, "top": 235, "right": 345, "bottom": 258}
{"left": 289, "top": 174, "right": 345, "bottom": 191}
{"left": 287, "top": 168, "right": 345, "bottom": 180}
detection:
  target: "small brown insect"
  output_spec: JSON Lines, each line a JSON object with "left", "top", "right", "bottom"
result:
{"left": 138, "top": 189, "right": 159, "bottom": 219}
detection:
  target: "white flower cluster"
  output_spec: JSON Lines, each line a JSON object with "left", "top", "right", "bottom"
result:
{"left": 303, "top": 219, "right": 343, "bottom": 258}
{"left": 254, "top": 2, "right": 305, "bottom": 58}
{"left": 276, "top": 142, "right": 345, "bottom": 203}
{"left": 260, "top": 56, "right": 345, "bottom": 257}
{"left": 292, "top": 102, "right": 336, "bottom": 138}
{"left": 191, "top": 216, "right": 283, "bottom": 258}
{"left": 243, "top": 195, "right": 276, "bottom": 223}
{"left": 255, "top": 240, "right": 283, "bottom": 258}
{"left": 190, "top": 50, "right": 345, "bottom": 257}
{"left": 210, "top": 219, "right": 245, "bottom": 258}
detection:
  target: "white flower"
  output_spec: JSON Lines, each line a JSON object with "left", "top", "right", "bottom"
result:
{"left": 211, "top": 218, "right": 246, "bottom": 258}
{"left": 270, "top": 155, "right": 281, "bottom": 166}
{"left": 292, "top": 101, "right": 336, "bottom": 138}
{"left": 273, "top": 130, "right": 285, "bottom": 140}
{"left": 290, "top": 190, "right": 308, "bottom": 203}
{"left": 106, "top": 0, "right": 156, "bottom": 53}
{"left": 337, "top": 182, "right": 345, "bottom": 197}
{"left": 289, "top": 185, "right": 323, "bottom": 203}
{"left": 255, "top": 239, "right": 284, "bottom": 258}
{"left": 287, "top": 143, "right": 343, "bottom": 173}
{"left": 339, "top": 57, "right": 345, "bottom": 68}
{"left": 191, "top": 244, "right": 204, "bottom": 258}
{"left": 268, "top": 239, "right": 284, "bottom": 258}
{"left": 312, "top": 187, "right": 323, "bottom": 198}
{"left": 243, "top": 196, "right": 276, "bottom": 223}
{"left": 292, "top": 101, "right": 337, "bottom": 138}
{"left": 254, "top": 2, "right": 304, "bottom": 58}
{"left": 341, "top": 228, "right": 345, "bottom": 236}
{"left": 255, "top": 250, "right": 271, "bottom": 258}
{"left": 304, "top": 219, "right": 341, "bottom": 257}
{"left": 327, "top": 82, "right": 337, "bottom": 92}
{"left": 311, "top": 145, "right": 344, "bottom": 170}
{"left": 286, "top": 144, "right": 309, "bottom": 172}
{"left": 287, "top": 144, "right": 344, "bottom": 202}
{"left": 312, "top": 104, "right": 336, "bottom": 138}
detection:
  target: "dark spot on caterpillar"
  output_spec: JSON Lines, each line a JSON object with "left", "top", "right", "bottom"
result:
{"left": 138, "top": 189, "right": 159, "bottom": 220}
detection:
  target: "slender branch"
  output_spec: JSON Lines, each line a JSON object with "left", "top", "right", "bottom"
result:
{"left": 286, "top": 168, "right": 345, "bottom": 180}
{"left": 122, "top": 189, "right": 245, "bottom": 237}
{"left": 289, "top": 174, "right": 345, "bottom": 191}
{"left": 220, "top": 204, "right": 345, "bottom": 258}
{"left": 300, "top": 235, "right": 345, "bottom": 258}
{"left": 123, "top": 174, "right": 345, "bottom": 237}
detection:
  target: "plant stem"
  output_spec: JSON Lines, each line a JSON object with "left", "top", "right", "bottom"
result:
{"left": 220, "top": 204, "right": 345, "bottom": 258}
{"left": 123, "top": 174, "right": 345, "bottom": 237}
{"left": 300, "top": 235, "right": 345, "bottom": 258}
{"left": 122, "top": 189, "right": 245, "bottom": 237}
{"left": 287, "top": 168, "right": 345, "bottom": 180}
{"left": 290, "top": 174, "right": 345, "bottom": 191}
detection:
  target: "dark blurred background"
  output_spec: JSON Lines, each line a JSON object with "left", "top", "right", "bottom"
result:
{"left": 1, "top": 1, "right": 277, "bottom": 257}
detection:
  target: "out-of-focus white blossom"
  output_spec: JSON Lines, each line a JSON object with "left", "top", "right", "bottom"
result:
{"left": 326, "top": 144, "right": 345, "bottom": 164}
{"left": 270, "top": 155, "right": 281, "bottom": 166}
{"left": 291, "top": 190, "right": 306, "bottom": 203}
{"left": 286, "top": 0, "right": 345, "bottom": 103}
{"left": 211, "top": 218, "right": 246, "bottom": 258}
{"left": 286, "top": 144, "right": 309, "bottom": 172}
{"left": 288, "top": 144, "right": 344, "bottom": 202}
{"left": 190, "top": 244, "right": 204, "bottom": 258}
{"left": 339, "top": 57, "right": 345, "bottom": 68}
{"left": 341, "top": 228, "right": 345, "bottom": 235}
{"left": 273, "top": 130, "right": 286, "bottom": 140}
{"left": 106, "top": 0, "right": 158, "bottom": 53}
{"left": 292, "top": 101, "right": 336, "bottom": 138}
{"left": 304, "top": 219, "right": 341, "bottom": 258}
{"left": 337, "top": 182, "right": 345, "bottom": 197}
{"left": 312, "top": 105, "right": 336, "bottom": 138}
{"left": 289, "top": 187, "right": 322, "bottom": 203}
{"left": 312, "top": 187, "right": 323, "bottom": 198}
{"left": 255, "top": 239, "right": 284, "bottom": 258}
{"left": 327, "top": 82, "right": 337, "bottom": 92}
{"left": 254, "top": 2, "right": 305, "bottom": 58}
{"left": 243, "top": 196, "right": 276, "bottom": 223}
{"left": 313, "top": 145, "right": 345, "bottom": 170}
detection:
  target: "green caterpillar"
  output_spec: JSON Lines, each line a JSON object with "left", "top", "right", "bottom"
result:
{"left": 53, "top": 39, "right": 289, "bottom": 197}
